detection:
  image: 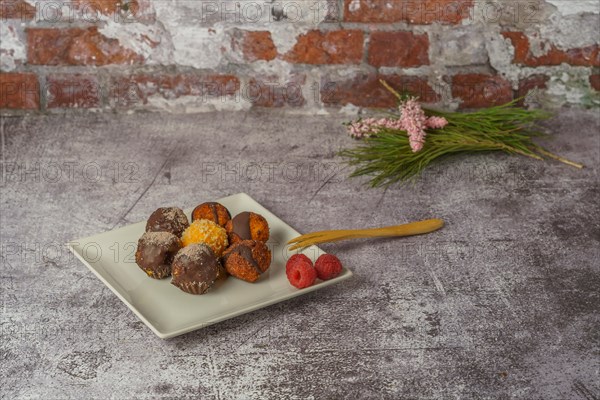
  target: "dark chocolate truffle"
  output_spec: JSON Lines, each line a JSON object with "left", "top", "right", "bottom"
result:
{"left": 171, "top": 244, "right": 221, "bottom": 294}
{"left": 192, "top": 202, "right": 231, "bottom": 227}
{"left": 135, "top": 232, "right": 181, "bottom": 279}
{"left": 145, "top": 207, "right": 189, "bottom": 237}
{"left": 225, "top": 211, "right": 269, "bottom": 245}
{"left": 223, "top": 240, "right": 271, "bottom": 283}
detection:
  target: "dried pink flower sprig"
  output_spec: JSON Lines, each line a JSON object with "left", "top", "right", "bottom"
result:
{"left": 399, "top": 97, "right": 448, "bottom": 152}
{"left": 348, "top": 97, "right": 448, "bottom": 152}
{"left": 348, "top": 118, "right": 400, "bottom": 139}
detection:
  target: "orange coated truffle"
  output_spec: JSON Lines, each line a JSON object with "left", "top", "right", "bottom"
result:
{"left": 181, "top": 219, "right": 229, "bottom": 257}
{"left": 191, "top": 202, "right": 231, "bottom": 227}
{"left": 225, "top": 211, "right": 269, "bottom": 245}
{"left": 222, "top": 240, "right": 271, "bottom": 283}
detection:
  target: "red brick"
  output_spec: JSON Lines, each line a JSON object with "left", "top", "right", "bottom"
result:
{"left": 452, "top": 74, "right": 513, "bottom": 108}
{"left": 0, "top": 0, "right": 35, "bottom": 19}
{"left": 284, "top": 30, "right": 363, "bottom": 65}
{"left": 321, "top": 74, "right": 439, "bottom": 108}
{"left": 111, "top": 74, "right": 239, "bottom": 107}
{"left": 233, "top": 30, "right": 277, "bottom": 62}
{"left": 368, "top": 31, "right": 430, "bottom": 67}
{"left": 502, "top": 32, "right": 600, "bottom": 67}
{"left": 502, "top": 32, "right": 529, "bottom": 63}
{"left": 46, "top": 74, "right": 101, "bottom": 108}
{"left": 517, "top": 74, "right": 549, "bottom": 106}
{"left": 72, "top": 0, "right": 152, "bottom": 22}
{"left": 247, "top": 75, "right": 306, "bottom": 108}
{"left": 27, "top": 27, "right": 143, "bottom": 66}
{"left": 344, "top": 0, "right": 474, "bottom": 24}
{"left": 589, "top": 74, "right": 600, "bottom": 91}
{"left": 0, "top": 73, "right": 39, "bottom": 110}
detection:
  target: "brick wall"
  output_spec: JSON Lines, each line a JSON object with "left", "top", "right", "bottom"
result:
{"left": 0, "top": 0, "right": 599, "bottom": 114}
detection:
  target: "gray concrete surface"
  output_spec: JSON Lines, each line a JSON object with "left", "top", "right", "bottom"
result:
{"left": 0, "top": 109, "right": 598, "bottom": 399}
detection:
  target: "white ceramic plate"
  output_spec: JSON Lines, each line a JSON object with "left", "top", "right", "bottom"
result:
{"left": 68, "top": 193, "right": 353, "bottom": 339}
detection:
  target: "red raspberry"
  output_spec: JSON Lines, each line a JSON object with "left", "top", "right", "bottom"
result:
{"left": 314, "top": 254, "right": 343, "bottom": 280}
{"left": 286, "top": 257, "right": 316, "bottom": 289}
{"left": 286, "top": 254, "right": 313, "bottom": 272}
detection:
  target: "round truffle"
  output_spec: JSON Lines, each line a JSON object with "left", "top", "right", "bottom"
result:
{"left": 171, "top": 244, "right": 221, "bottom": 294}
{"left": 225, "top": 212, "right": 270, "bottom": 245}
{"left": 192, "top": 202, "right": 231, "bottom": 227}
{"left": 181, "top": 219, "right": 229, "bottom": 257}
{"left": 135, "top": 232, "right": 181, "bottom": 279}
{"left": 223, "top": 240, "right": 271, "bottom": 283}
{"left": 145, "top": 207, "right": 189, "bottom": 237}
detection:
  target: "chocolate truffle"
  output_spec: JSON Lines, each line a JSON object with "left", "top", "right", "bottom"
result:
{"left": 223, "top": 240, "right": 271, "bottom": 283}
{"left": 145, "top": 207, "right": 189, "bottom": 237}
{"left": 192, "top": 202, "right": 231, "bottom": 227}
{"left": 225, "top": 211, "right": 270, "bottom": 245}
{"left": 171, "top": 244, "right": 221, "bottom": 295}
{"left": 135, "top": 232, "right": 181, "bottom": 279}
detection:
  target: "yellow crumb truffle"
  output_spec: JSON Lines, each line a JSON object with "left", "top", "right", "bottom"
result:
{"left": 181, "top": 219, "right": 229, "bottom": 257}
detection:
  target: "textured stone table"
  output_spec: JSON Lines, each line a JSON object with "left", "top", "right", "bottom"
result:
{"left": 1, "top": 109, "right": 598, "bottom": 399}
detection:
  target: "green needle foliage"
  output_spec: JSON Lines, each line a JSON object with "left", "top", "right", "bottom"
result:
{"left": 339, "top": 83, "right": 583, "bottom": 188}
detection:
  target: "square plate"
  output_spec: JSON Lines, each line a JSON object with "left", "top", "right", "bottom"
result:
{"left": 68, "top": 193, "right": 353, "bottom": 339}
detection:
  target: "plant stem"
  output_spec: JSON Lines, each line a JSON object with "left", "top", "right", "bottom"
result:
{"left": 380, "top": 80, "right": 403, "bottom": 101}
{"left": 456, "top": 137, "right": 544, "bottom": 161}
{"left": 533, "top": 147, "right": 585, "bottom": 169}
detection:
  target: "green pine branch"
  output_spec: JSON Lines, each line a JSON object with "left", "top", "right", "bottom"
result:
{"left": 339, "top": 81, "right": 584, "bottom": 188}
